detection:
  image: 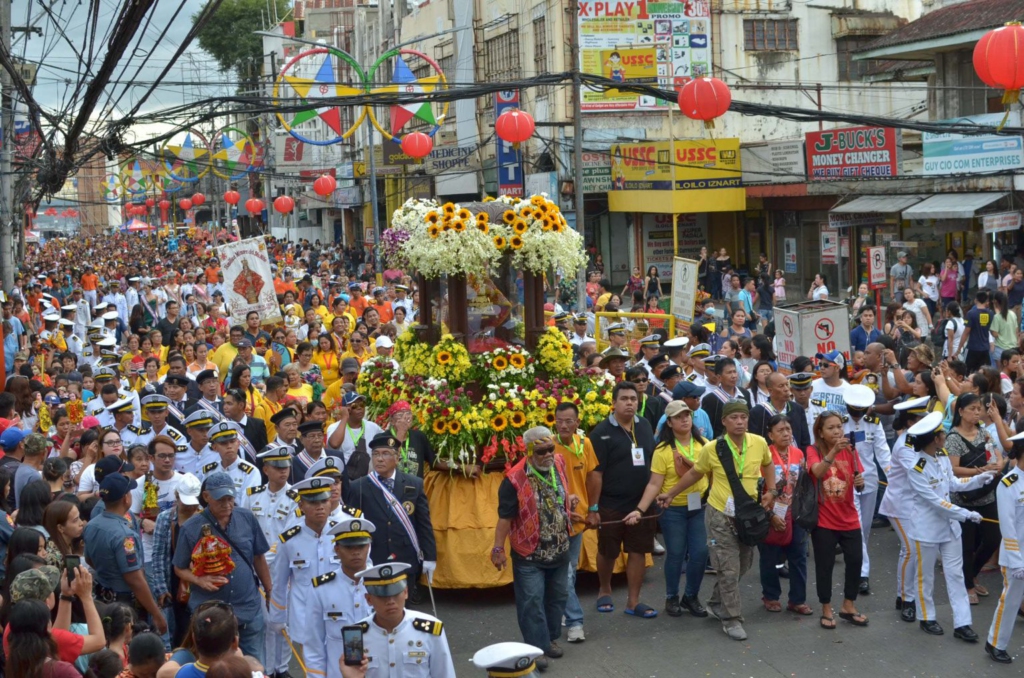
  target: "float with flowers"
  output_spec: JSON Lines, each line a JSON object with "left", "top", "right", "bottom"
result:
{"left": 372, "top": 194, "right": 633, "bottom": 588}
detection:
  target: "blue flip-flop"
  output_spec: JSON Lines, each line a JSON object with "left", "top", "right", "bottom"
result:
{"left": 596, "top": 595, "right": 614, "bottom": 613}
{"left": 624, "top": 603, "right": 658, "bottom": 618}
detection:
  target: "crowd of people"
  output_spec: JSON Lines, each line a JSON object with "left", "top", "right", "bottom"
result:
{"left": 2, "top": 231, "right": 1024, "bottom": 676}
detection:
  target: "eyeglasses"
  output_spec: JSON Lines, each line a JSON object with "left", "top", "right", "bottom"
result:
{"left": 196, "top": 600, "right": 234, "bottom": 613}
{"left": 103, "top": 439, "right": 123, "bottom": 447}
{"left": 532, "top": 446, "right": 555, "bottom": 456}
{"left": 154, "top": 453, "right": 176, "bottom": 460}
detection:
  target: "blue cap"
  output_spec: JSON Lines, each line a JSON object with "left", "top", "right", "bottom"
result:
{"left": 0, "top": 428, "right": 28, "bottom": 451}
{"left": 203, "top": 472, "right": 235, "bottom": 501}
{"left": 815, "top": 350, "right": 846, "bottom": 370}
{"left": 672, "top": 381, "right": 706, "bottom": 399}
{"left": 99, "top": 473, "right": 137, "bottom": 502}
{"left": 341, "top": 392, "right": 365, "bottom": 407}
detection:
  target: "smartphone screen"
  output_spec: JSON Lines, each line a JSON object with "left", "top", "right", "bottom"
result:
{"left": 342, "top": 626, "right": 364, "bottom": 666}
{"left": 65, "top": 555, "right": 81, "bottom": 584}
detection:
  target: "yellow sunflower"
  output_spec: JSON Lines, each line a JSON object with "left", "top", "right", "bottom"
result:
{"left": 510, "top": 235, "right": 524, "bottom": 250}
{"left": 452, "top": 219, "right": 466, "bottom": 232}
{"left": 493, "top": 355, "right": 509, "bottom": 370}
{"left": 432, "top": 419, "right": 447, "bottom": 435}
{"left": 510, "top": 411, "right": 527, "bottom": 428}
{"left": 437, "top": 350, "right": 453, "bottom": 365}
{"left": 476, "top": 212, "right": 489, "bottom": 224}
{"left": 457, "top": 208, "right": 471, "bottom": 220}
{"left": 540, "top": 219, "right": 552, "bottom": 232}
{"left": 502, "top": 210, "right": 516, "bottom": 224}
{"left": 447, "top": 420, "right": 462, "bottom": 435}
{"left": 512, "top": 219, "right": 528, "bottom": 235}
{"left": 520, "top": 206, "right": 534, "bottom": 219}
{"left": 544, "top": 411, "right": 556, "bottom": 426}
{"left": 427, "top": 225, "right": 441, "bottom": 238}
{"left": 425, "top": 211, "right": 440, "bottom": 225}
{"left": 535, "top": 202, "right": 549, "bottom": 214}
{"left": 483, "top": 195, "right": 495, "bottom": 202}
{"left": 493, "top": 235, "right": 507, "bottom": 249}
{"left": 509, "top": 353, "right": 526, "bottom": 369}
{"left": 492, "top": 414, "right": 508, "bottom": 431}
{"left": 476, "top": 222, "right": 490, "bottom": 234}
{"left": 441, "top": 222, "right": 451, "bottom": 232}
{"left": 442, "top": 203, "right": 456, "bottom": 215}
{"left": 552, "top": 221, "right": 563, "bottom": 232}
{"left": 530, "top": 195, "right": 545, "bottom": 206}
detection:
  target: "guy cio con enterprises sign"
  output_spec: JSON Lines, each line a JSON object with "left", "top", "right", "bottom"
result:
{"left": 805, "top": 126, "right": 900, "bottom": 181}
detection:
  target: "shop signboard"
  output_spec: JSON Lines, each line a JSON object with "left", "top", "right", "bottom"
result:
{"left": 923, "top": 112, "right": 1024, "bottom": 176}
{"left": 775, "top": 300, "right": 851, "bottom": 373}
{"left": 783, "top": 238, "right": 797, "bottom": 273}
{"left": 609, "top": 138, "right": 741, "bottom": 190}
{"left": 805, "top": 126, "right": 899, "bottom": 180}
{"left": 495, "top": 90, "right": 524, "bottom": 197}
{"left": 820, "top": 227, "right": 838, "bottom": 265}
{"left": 581, "top": 151, "right": 611, "bottom": 193}
{"left": 982, "top": 211, "right": 1022, "bottom": 234}
{"left": 642, "top": 213, "right": 706, "bottom": 278}
{"left": 671, "top": 256, "right": 699, "bottom": 327}
{"left": 578, "top": 0, "right": 712, "bottom": 112}
{"left": 740, "top": 141, "right": 806, "bottom": 184}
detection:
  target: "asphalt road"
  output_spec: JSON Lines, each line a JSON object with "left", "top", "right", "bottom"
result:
{"left": 415, "top": 525, "right": 1024, "bottom": 678}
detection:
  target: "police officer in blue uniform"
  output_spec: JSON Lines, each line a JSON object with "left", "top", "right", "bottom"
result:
{"left": 84, "top": 472, "right": 168, "bottom": 635}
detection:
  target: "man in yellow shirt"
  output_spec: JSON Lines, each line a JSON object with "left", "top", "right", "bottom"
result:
{"left": 552, "top": 402, "right": 598, "bottom": 644}
{"left": 657, "top": 400, "right": 776, "bottom": 642}
{"left": 211, "top": 325, "right": 245, "bottom": 382}
{"left": 254, "top": 375, "right": 287, "bottom": 440}
{"left": 322, "top": 358, "right": 362, "bottom": 413}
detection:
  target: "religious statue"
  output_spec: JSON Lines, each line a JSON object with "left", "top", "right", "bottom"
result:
{"left": 190, "top": 524, "right": 235, "bottom": 580}
{"left": 232, "top": 259, "right": 265, "bottom": 304}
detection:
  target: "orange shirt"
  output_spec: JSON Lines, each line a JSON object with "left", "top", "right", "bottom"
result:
{"left": 349, "top": 294, "right": 368, "bottom": 317}
{"left": 81, "top": 273, "right": 98, "bottom": 291}
{"left": 205, "top": 266, "right": 220, "bottom": 283}
{"left": 371, "top": 301, "right": 394, "bottom": 324}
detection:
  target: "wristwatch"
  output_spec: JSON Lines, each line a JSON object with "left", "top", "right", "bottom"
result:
{"left": 60, "top": 595, "right": 75, "bottom": 602}
{"left": 588, "top": 504, "right": 599, "bottom": 512}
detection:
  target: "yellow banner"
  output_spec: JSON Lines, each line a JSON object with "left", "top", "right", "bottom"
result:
{"left": 600, "top": 47, "right": 658, "bottom": 98}
{"left": 609, "top": 138, "right": 742, "bottom": 191}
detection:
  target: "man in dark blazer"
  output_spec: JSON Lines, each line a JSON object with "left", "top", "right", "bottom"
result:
{"left": 221, "top": 387, "right": 269, "bottom": 463}
{"left": 748, "top": 372, "right": 811, "bottom": 451}
{"left": 347, "top": 432, "right": 437, "bottom": 603}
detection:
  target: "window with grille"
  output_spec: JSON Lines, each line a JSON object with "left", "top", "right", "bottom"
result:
{"left": 743, "top": 19, "right": 798, "bottom": 51}
{"left": 836, "top": 36, "right": 874, "bottom": 81}
{"left": 483, "top": 31, "right": 521, "bottom": 83}
{"left": 533, "top": 17, "right": 549, "bottom": 97}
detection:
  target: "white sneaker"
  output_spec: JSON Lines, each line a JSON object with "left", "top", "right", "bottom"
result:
{"left": 567, "top": 626, "right": 585, "bottom": 643}
{"left": 723, "top": 619, "right": 747, "bottom": 641}
{"left": 653, "top": 538, "right": 665, "bottom": 555}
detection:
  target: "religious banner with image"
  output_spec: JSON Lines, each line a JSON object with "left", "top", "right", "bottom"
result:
{"left": 216, "top": 237, "right": 283, "bottom": 327}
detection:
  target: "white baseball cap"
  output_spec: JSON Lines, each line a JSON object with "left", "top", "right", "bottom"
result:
{"left": 375, "top": 335, "right": 394, "bottom": 349}
{"left": 176, "top": 473, "right": 202, "bottom": 505}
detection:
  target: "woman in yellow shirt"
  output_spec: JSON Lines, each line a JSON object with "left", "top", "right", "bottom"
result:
{"left": 309, "top": 293, "right": 331, "bottom": 323}
{"left": 312, "top": 334, "right": 341, "bottom": 387}
{"left": 340, "top": 330, "right": 372, "bottom": 366}
{"left": 228, "top": 362, "right": 264, "bottom": 417}
{"left": 281, "top": 363, "right": 314, "bottom": 408}
{"left": 627, "top": 400, "right": 710, "bottom": 617}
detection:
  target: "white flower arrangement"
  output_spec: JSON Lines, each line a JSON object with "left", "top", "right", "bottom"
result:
{"left": 391, "top": 199, "right": 502, "bottom": 279}
{"left": 492, "top": 194, "right": 588, "bottom": 276}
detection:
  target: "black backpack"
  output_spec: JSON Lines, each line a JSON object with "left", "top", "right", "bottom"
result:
{"left": 715, "top": 438, "right": 771, "bottom": 546}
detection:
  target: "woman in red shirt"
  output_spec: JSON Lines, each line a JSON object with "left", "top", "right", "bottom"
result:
{"left": 759, "top": 414, "right": 812, "bottom": 615}
{"left": 807, "top": 411, "right": 868, "bottom": 629}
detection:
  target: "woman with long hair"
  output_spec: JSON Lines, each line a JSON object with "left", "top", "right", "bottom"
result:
{"left": 977, "top": 259, "right": 1000, "bottom": 294}
{"left": 945, "top": 393, "right": 1006, "bottom": 604}
{"left": 990, "top": 290, "right": 1018, "bottom": 365}
{"left": 76, "top": 429, "right": 124, "bottom": 498}
{"left": 759, "top": 414, "right": 811, "bottom": 615}
{"left": 227, "top": 364, "right": 262, "bottom": 417}
{"left": 6, "top": 375, "right": 37, "bottom": 432}
{"left": 644, "top": 265, "right": 663, "bottom": 300}
{"left": 943, "top": 302, "right": 966, "bottom": 361}
{"left": 6, "top": 599, "right": 80, "bottom": 678}
{"left": 68, "top": 428, "right": 100, "bottom": 495}
{"left": 750, "top": 334, "right": 777, "bottom": 368}
{"left": 42, "top": 500, "right": 85, "bottom": 558}
{"left": 749, "top": 361, "right": 774, "bottom": 407}
{"left": 312, "top": 334, "right": 340, "bottom": 386}
{"left": 939, "top": 256, "right": 961, "bottom": 309}
{"left": 17, "top": 480, "right": 61, "bottom": 568}
{"left": 806, "top": 411, "right": 867, "bottom": 629}
{"left": 626, "top": 401, "right": 709, "bottom": 617}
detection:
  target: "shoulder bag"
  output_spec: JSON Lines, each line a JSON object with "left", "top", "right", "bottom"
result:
{"left": 792, "top": 447, "right": 822, "bottom": 531}
{"left": 763, "top": 446, "right": 793, "bottom": 547}
{"left": 949, "top": 431, "right": 1002, "bottom": 503}
{"left": 715, "top": 438, "right": 770, "bottom": 546}
{"left": 202, "top": 511, "right": 263, "bottom": 594}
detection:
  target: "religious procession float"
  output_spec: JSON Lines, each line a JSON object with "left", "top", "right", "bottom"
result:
{"left": 370, "top": 193, "right": 620, "bottom": 588}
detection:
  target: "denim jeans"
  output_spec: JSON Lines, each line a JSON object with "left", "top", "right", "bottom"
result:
{"left": 564, "top": 532, "right": 584, "bottom": 629}
{"left": 758, "top": 524, "right": 808, "bottom": 605}
{"left": 511, "top": 554, "right": 570, "bottom": 651}
{"left": 659, "top": 505, "right": 708, "bottom": 599}
{"left": 237, "top": 607, "right": 266, "bottom": 668}
{"left": 144, "top": 566, "right": 171, "bottom": 651}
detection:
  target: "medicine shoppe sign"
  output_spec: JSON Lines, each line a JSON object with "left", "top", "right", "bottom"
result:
{"left": 805, "top": 126, "right": 900, "bottom": 180}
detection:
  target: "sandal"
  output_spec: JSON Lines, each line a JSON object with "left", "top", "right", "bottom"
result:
{"left": 762, "top": 597, "right": 782, "bottom": 613}
{"left": 624, "top": 603, "right": 658, "bottom": 619}
{"left": 787, "top": 603, "right": 813, "bottom": 616}
{"left": 596, "top": 596, "right": 614, "bottom": 613}
{"left": 820, "top": 615, "right": 836, "bottom": 630}
{"left": 968, "top": 591, "right": 979, "bottom": 605}
{"left": 975, "top": 584, "right": 990, "bottom": 597}
{"left": 838, "top": 611, "right": 869, "bottom": 626}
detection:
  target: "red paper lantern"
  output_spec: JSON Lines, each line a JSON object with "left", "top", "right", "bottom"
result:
{"left": 145, "top": 197, "right": 155, "bottom": 208}
{"left": 158, "top": 199, "right": 171, "bottom": 210}
{"left": 179, "top": 198, "right": 193, "bottom": 211}
{"left": 495, "top": 109, "right": 535, "bottom": 145}
{"left": 273, "top": 196, "right": 295, "bottom": 214}
{"left": 678, "top": 77, "right": 731, "bottom": 128}
{"left": 223, "top": 190, "right": 241, "bottom": 205}
{"left": 191, "top": 193, "right": 206, "bottom": 207}
{"left": 401, "top": 132, "right": 433, "bottom": 159}
{"left": 245, "top": 198, "right": 264, "bottom": 215}
{"left": 313, "top": 175, "right": 337, "bottom": 197}
{"left": 974, "top": 22, "right": 1024, "bottom": 104}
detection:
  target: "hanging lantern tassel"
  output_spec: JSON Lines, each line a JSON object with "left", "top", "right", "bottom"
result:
{"left": 973, "top": 22, "right": 1024, "bottom": 128}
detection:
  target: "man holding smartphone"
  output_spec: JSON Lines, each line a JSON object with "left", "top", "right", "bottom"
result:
{"left": 305, "top": 515, "right": 375, "bottom": 678}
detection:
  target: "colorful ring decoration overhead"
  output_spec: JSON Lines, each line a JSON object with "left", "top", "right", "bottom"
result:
{"left": 210, "top": 126, "right": 257, "bottom": 180}
{"left": 101, "top": 173, "right": 123, "bottom": 203}
{"left": 365, "top": 48, "right": 448, "bottom": 143}
{"left": 271, "top": 47, "right": 447, "bottom": 146}
{"left": 118, "top": 157, "right": 158, "bottom": 195}
{"left": 161, "top": 128, "right": 211, "bottom": 183}
{"left": 153, "top": 173, "right": 186, "bottom": 195}
{"left": 273, "top": 47, "right": 368, "bottom": 146}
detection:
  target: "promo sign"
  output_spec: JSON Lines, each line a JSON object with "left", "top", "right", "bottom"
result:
{"left": 805, "top": 126, "right": 900, "bottom": 180}
{"left": 609, "top": 139, "right": 742, "bottom": 191}
{"left": 923, "top": 112, "right": 1024, "bottom": 176}
{"left": 774, "top": 301, "right": 851, "bottom": 374}
{"left": 578, "top": 0, "right": 713, "bottom": 112}
{"left": 671, "top": 257, "right": 699, "bottom": 327}
{"left": 216, "top": 238, "right": 283, "bottom": 327}
{"left": 867, "top": 246, "right": 887, "bottom": 290}
{"left": 642, "top": 213, "right": 707, "bottom": 277}
{"left": 495, "top": 90, "right": 524, "bottom": 197}
{"left": 820, "top": 228, "right": 838, "bottom": 265}
{"left": 982, "top": 211, "right": 1022, "bottom": 234}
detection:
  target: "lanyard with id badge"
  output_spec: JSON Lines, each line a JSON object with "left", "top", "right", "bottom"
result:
{"left": 673, "top": 438, "right": 703, "bottom": 511}
{"left": 624, "top": 423, "right": 645, "bottom": 468}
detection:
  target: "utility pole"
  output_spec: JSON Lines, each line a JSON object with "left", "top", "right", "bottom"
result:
{"left": 569, "top": 2, "right": 586, "bottom": 313}
{"left": 0, "top": 0, "right": 14, "bottom": 290}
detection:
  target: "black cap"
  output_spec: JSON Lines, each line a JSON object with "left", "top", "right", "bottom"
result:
{"left": 298, "top": 420, "right": 324, "bottom": 435}
{"left": 270, "top": 407, "right": 300, "bottom": 425}
{"left": 164, "top": 373, "right": 190, "bottom": 387}
{"left": 196, "top": 369, "right": 218, "bottom": 384}
{"left": 369, "top": 432, "right": 399, "bottom": 450}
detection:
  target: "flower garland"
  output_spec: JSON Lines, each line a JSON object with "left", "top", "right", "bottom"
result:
{"left": 535, "top": 326, "right": 575, "bottom": 379}
{"left": 470, "top": 345, "right": 536, "bottom": 388}
{"left": 491, "top": 194, "right": 588, "bottom": 275}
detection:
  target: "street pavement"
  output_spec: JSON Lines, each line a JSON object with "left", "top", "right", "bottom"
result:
{"left": 417, "top": 525, "right": 1024, "bottom": 677}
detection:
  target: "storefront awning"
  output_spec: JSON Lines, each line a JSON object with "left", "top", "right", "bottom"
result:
{"left": 900, "top": 192, "right": 1008, "bottom": 220}
{"left": 830, "top": 195, "right": 925, "bottom": 213}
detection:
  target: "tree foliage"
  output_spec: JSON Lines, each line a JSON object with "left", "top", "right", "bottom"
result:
{"left": 193, "top": 0, "right": 290, "bottom": 87}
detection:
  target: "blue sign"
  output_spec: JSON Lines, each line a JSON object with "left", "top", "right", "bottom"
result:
{"left": 495, "top": 90, "right": 524, "bottom": 198}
